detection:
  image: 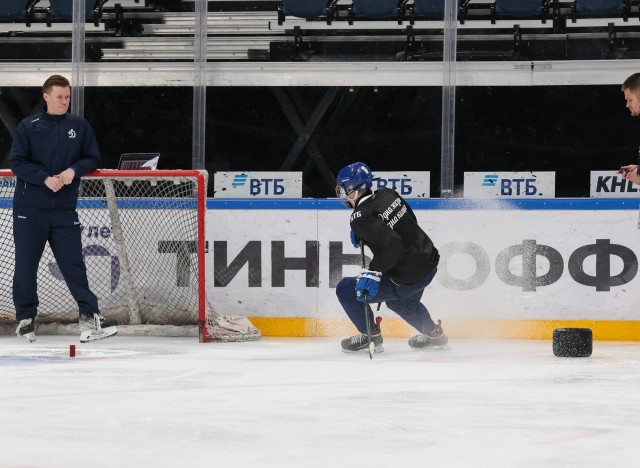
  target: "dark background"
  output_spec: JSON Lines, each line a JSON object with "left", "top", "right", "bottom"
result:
{"left": 1, "top": 84, "right": 638, "bottom": 197}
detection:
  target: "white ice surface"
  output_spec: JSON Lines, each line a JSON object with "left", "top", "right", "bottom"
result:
{"left": 1, "top": 336, "right": 640, "bottom": 468}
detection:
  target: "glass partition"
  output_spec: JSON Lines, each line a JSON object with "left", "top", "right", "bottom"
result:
{"left": 205, "top": 86, "right": 442, "bottom": 197}
{"left": 1, "top": 0, "right": 639, "bottom": 197}
{"left": 84, "top": 86, "right": 193, "bottom": 170}
{"left": 454, "top": 84, "right": 639, "bottom": 197}
{"left": 452, "top": 0, "right": 640, "bottom": 198}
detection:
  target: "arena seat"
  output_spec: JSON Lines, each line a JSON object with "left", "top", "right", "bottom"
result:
{"left": 349, "top": 0, "right": 403, "bottom": 20}
{"left": 573, "top": 0, "right": 628, "bottom": 17}
{"left": 277, "top": 0, "right": 337, "bottom": 25}
{"left": 0, "top": 0, "right": 43, "bottom": 27}
{"left": 0, "top": 0, "right": 30, "bottom": 22}
{"left": 412, "top": 0, "right": 468, "bottom": 20}
{"left": 491, "top": 0, "right": 552, "bottom": 24}
{"left": 493, "top": 0, "right": 543, "bottom": 17}
{"left": 47, "top": 0, "right": 108, "bottom": 26}
{"left": 568, "top": 0, "right": 632, "bottom": 54}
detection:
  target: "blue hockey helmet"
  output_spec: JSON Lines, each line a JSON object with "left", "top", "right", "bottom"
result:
{"left": 335, "top": 162, "right": 373, "bottom": 206}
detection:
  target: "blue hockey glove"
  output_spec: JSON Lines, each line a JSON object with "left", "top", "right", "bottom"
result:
{"left": 355, "top": 270, "right": 382, "bottom": 302}
{"left": 350, "top": 230, "right": 359, "bottom": 248}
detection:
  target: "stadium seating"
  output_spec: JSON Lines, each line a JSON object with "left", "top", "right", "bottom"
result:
{"left": 47, "top": 0, "right": 108, "bottom": 26}
{"left": 0, "top": 0, "right": 40, "bottom": 26}
{"left": 349, "top": 0, "right": 403, "bottom": 21}
{"left": 411, "top": 0, "right": 469, "bottom": 21}
{"left": 572, "top": 0, "right": 629, "bottom": 18}
{"left": 491, "top": 0, "right": 552, "bottom": 24}
{"left": 278, "top": 0, "right": 337, "bottom": 25}
{"left": 0, "top": 0, "right": 27, "bottom": 22}
{"left": 493, "top": 0, "right": 544, "bottom": 17}
{"left": 412, "top": 0, "right": 447, "bottom": 20}
{"left": 3, "top": 0, "right": 638, "bottom": 63}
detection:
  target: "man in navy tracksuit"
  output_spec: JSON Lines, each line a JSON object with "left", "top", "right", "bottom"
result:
{"left": 10, "top": 74, "right": 117, "bottom": 343}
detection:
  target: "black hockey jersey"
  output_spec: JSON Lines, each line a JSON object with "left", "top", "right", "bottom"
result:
{"left": 350, "top": 188, "right": 439, "bottom": 285}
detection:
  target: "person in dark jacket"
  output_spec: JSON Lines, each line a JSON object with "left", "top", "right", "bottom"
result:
{"left": 619, "top": 73, "right": 640, "bottom": 182}
{"left": 11, "top": 74, "right": 117, "bottom": 343}
{"left": 335, "top": 162, "right": 447, "bottom": 353}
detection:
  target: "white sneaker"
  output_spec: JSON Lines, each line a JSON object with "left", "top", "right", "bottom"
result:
{"left": 79, "top": 312, "right": 118, "bottom": 343}
{"left": 16, "top": 317, "right": 36, "bottom": 342}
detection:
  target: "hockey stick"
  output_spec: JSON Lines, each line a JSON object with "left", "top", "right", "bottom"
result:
{"left": 360, "top": 241, "right": 374, "bottom": 360}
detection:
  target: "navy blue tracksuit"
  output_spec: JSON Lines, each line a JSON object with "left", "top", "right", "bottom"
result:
{"left": 10, "top": 110, "right": 101, "bottom": 321}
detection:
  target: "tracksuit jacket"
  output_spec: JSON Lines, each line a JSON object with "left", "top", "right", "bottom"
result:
{"left": 10, "top": 110, "right": 100, "bottom": 209}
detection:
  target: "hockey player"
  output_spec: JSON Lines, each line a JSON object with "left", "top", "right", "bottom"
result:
{"left": 10, "top": 75, "right": 117, "bottom": 343}
{"left": 335, "top": 162, "right": 447, "bottom": 353}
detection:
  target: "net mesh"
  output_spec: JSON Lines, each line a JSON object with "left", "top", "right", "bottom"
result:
{"left": 0, "top": 170, "right": 260, "bottom": 342}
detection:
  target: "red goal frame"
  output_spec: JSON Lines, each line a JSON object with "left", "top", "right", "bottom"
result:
{"left": 0, "top": 169, "right": 208, "bottom": 341}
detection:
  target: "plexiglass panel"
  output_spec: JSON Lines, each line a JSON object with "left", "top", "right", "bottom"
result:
{"left": 205, "top": 86, "right": 442, "bottom": 197}
{"left": 1, "top": 0, "right": 639, "bottom": 198}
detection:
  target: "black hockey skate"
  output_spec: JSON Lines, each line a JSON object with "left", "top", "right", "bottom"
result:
{"left": 342, "top": 318, "right": 384, "bottom": 353}
{"left": 408, "top": 320, "right": 448, "bottom": 349}
{"left": 16, "top": 317, "right": 36, "bottom": 342}
{"left": 79, "top": 312, "right": 118, "bottom": 343}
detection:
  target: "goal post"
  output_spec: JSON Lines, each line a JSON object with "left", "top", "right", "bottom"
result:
{"left": 0, "top": 169, "right": 260, "bottom": 343}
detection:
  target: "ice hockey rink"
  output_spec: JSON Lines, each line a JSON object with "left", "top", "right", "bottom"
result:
{"left": 1, "top": 335, "right": 639, "bottom": 468}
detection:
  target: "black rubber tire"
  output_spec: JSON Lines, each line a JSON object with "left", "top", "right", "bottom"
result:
{"left": 553, "top": 328, "right": 593, "bottom": 357}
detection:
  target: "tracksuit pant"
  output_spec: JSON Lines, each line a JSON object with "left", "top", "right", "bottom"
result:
{"left": 336, "top": 267, "right": 438, "bottom": 335}
{"left": 13, "top": 206, "right": 98, "bottom": 321}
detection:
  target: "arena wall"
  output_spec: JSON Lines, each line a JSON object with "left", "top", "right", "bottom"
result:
{"left": 206, "top": 198, "right": 640, "bottom": 339}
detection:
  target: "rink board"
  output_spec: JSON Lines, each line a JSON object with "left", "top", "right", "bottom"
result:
{"left": 206, "top": 198, "right": 640, "bottom": 340}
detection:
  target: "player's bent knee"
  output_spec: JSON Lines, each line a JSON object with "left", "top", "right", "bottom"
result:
{"left": 336, "top": 277, "right": 356, "bottom": 299}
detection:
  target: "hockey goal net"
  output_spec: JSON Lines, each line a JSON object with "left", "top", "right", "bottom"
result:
{"left": 0, "top": 169, "right": 259, "bottom": 343}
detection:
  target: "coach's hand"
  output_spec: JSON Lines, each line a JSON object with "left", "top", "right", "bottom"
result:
{"left": 56, "top": 168, "right": 76, "bottom": 185}
{"left": 44, "top": 176, "right": 64, "bottom": 192}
